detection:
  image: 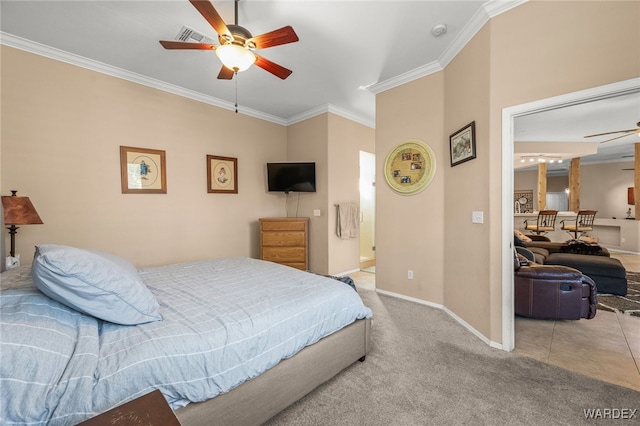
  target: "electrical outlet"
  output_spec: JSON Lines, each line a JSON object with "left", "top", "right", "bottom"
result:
{"left": 408, "top": 270, "right": 413, "bottom": 279}
{"left": 313, "top": 209, "right": 321, "bottom": 217}
{"left": 621, "top": 237, "right": 626, "bottom": 243}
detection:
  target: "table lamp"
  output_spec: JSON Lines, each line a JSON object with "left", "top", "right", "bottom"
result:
{"left": 2, "top": 190, "right": 43, "bottom": 257}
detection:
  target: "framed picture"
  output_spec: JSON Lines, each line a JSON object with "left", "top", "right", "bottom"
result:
{"left": 514, "top": 190, "right": 534, "bottom": 213}
{"left": 449, "top": 121, "right": 476, "bottom": 167}
{"left": 207, "top": 155, "right": 238, "bottom": 194}
{"left": 120, "top": 146, "right": 167, "bottom": 194}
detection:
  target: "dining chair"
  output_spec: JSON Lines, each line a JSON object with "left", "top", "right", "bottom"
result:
{"left": 560, "top": 210, "right": 597, "bottom": 241}
{"left": 523, "top": 210, "right": 558, "bottom": 236}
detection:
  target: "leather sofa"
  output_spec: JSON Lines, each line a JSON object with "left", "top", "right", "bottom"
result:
{"left": 514, "top": 231, "right": 626, "bottom": 296}
{"left": 514, "top": 253, "right": 597, "bottom": 320}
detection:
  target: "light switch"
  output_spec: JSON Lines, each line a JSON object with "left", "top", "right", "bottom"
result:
{"left": 313, "top": 209, "right": 321, "bottom": 217}
{"left": 472, "top": 211, "right": 484, "bottom": 224}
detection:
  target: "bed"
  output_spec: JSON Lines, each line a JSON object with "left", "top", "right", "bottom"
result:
{"left": 0, "top": 245, "right": 372, "bottom": 425}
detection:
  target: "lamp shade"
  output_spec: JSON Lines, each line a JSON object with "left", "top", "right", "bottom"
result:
{"left": 2, "top": 195, "right": 43, "bottom": 225}
{"left": 215, "top": 44, "right": 256, "bottom": 72}
{"left": 629, "top": 187, "right": 635, "bottom": 206}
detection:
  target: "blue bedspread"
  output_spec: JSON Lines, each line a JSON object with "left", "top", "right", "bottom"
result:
{"left": 0, "top": 257, "right": 372, "bottom": 425}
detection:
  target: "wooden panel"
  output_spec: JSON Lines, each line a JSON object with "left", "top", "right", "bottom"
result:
{"left": 537, "top": 163, "right": 547, "bottom": 211}
{"left": 569, "top": 158, "right": 580, "bottom": 212}
{"left": 78, "top": 390, "right": 181, "bottom": 426}
{"left": 262, "top": 231, "right": 305, "bottom": 246}
{"left": 260, "top": 220, "right": 307, "bottom": 232}
{"left": 262, "top": 246, "right": 306, "bottom": 262}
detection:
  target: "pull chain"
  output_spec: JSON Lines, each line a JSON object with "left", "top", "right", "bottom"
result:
{"left": 235, "top": 72, "right": 238, "bottom": 113}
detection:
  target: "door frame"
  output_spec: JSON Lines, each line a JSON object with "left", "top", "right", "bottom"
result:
{"left": 501, "top": 77, "right": 640, "bottom": 351}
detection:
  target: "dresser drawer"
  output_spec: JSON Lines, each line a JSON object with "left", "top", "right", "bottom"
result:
{"left": 262, "top": 246, "right": 306, "bottom": 263}
{"left": 261, "top": 220, "right": 307, "bottom": 232}
{"left": 262, "top": 231, "right": 306, "bottom": 247}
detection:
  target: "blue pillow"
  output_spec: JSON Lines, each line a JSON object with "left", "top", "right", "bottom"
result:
{"left": 32, "top": 244, "right": 162, "bottom": 325}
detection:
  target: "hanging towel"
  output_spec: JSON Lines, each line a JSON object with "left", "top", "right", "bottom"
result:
{"left": 336, "top": 203, "right": 359, "bottom": 239}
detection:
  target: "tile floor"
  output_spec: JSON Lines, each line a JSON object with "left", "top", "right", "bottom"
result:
{"left": 351, "top": 257, "right": 640, "bottom": 392}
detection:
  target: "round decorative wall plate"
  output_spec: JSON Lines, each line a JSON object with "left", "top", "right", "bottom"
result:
{"left": 384, "top": 140, "right": 436, "bottom": 195}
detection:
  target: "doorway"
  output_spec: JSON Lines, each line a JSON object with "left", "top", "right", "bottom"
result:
{"left": 359, "top": 151, "right": 375, "bottom": 272}
{"left": 501, "top": 77, "right": 640, "bottom": 351}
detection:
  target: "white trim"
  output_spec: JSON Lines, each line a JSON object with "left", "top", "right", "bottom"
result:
{"left": 335, "top": 268, "right": 361, "bottom": 277}
{"left": 501, "top": 77, "right": 640, "bottom": 352}
{"left": 1, "top": 32, "right": 290, "bottom": 125}
{"left": 376, "top": 289, "right": 502, "bottom": 350}
{"left": 285, "top": 104, "right": 375, "bottom": 129}
{"left": 365, "top": 61, "right": 444, "bottom": 95}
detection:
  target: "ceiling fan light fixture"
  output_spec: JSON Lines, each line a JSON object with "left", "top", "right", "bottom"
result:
{"left": 216, "top": 44, "right": 256, "bottom": 72}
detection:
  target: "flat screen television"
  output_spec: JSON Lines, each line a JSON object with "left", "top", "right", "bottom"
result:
{"left": 267, "top": 162, "right": 316, "bottom": 193}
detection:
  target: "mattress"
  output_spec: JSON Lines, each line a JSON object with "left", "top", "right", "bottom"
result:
{"left": 0, "top": 257, "right": 372, "bottom": 425}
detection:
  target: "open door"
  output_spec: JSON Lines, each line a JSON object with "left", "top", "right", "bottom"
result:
{"left": 359, "top": 151, "right": 375, "bottom": 272}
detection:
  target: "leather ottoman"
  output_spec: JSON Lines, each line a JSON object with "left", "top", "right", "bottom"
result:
{"left": 544, "top": 253, "right": 627, "bottom": 296}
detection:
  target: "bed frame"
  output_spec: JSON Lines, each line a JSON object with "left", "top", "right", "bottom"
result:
{"left": 175, "top": 317, "right": 371, "bottom": 425}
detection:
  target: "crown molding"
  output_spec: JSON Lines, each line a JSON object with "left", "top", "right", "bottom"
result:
{"left": 367, "top": 0, "right": 528, "bottom": 95}
{"left": 285, "top": 104, "right": 375, "bottom": 129}
{"left": 0, "top": 32, "right": 287, "bottom": 126}
{"left": 2, "top": 1, "right": 528, "bottom": 128}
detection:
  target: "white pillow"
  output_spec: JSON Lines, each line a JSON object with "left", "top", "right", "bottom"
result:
{"left": 32, "top": 244, "right": 162, "bottom": 325}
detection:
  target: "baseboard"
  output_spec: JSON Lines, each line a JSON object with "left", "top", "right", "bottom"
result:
{"left": 375, "top": 289, "right": 504, "bottom": 351}
{"left": 335, "top": 268, "right": 361, "bottom": 277}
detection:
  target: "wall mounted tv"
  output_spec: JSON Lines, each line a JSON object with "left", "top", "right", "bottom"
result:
{"left": 267, "top": 162, "right": 316, "bottom": 193}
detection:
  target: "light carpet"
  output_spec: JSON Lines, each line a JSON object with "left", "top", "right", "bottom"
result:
{"left": 264, "top": 288, "right": 640, "bottom": 425}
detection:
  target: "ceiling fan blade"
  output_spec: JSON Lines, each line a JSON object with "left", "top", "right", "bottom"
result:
{"left": 189, "top": 0, "right": 232, "bottom": 40}
{"left": 217, "top": 66, "right": 235, "bottom": 80}
{"left": 584, "top": 129, "right": 638, "bottom": 138}
{"left": 600, "top": 131, "right": 640, "bottom": 143}
{"left": 254, "top": 55, "right": 293, "bottom": 80}
{"left": 159, "top": 40, "right": 217, "bottom": 50}
{"left": 248, "top": 26, "right": 299, "bottom": 49}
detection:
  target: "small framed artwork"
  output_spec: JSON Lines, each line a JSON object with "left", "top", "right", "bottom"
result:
{"left": 120, "top": 146, "right": 167, "bottom": 194}
{"left": 449, "top": 121, "right": 476, "bottom": 167}
{"left": 207, "top": 155, "right": 238, "bottom": 194}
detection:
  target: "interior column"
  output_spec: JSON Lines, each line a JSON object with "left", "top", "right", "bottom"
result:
{"left": 569, "top": 158, "right": 580, "bottom": 212}
{"left": 537, "top": 163, "right": 547, "bottom": 211}
{"left": 635, "top": 144, "right": 640, "bottom": 220}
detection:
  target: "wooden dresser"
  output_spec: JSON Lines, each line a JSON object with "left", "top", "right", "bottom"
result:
{"left": 259, "top": 217, "right": 309, "bottom": 270}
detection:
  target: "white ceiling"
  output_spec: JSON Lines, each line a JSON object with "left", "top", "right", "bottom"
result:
{"left": 0, "top": 0, "right": 523, "bottom": 127}
{"left": 1, "top": 0, "right": 638, "bottom": 166}
{"left": 515, "top": 91, "right": 640, "bottom": 174}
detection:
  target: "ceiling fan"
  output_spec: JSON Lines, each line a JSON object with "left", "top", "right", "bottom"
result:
{"left": 159, "top": 0, "right": 299, "bottom": 80}
{"left": 584, "top": 121, "right": 640, "bottom": 143}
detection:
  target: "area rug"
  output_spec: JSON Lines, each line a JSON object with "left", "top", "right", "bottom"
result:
{"left": 597, "top": 272, "right": 640, "bottom": 317}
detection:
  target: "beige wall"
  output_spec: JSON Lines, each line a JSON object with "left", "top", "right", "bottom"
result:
{"left": 327, "top": 114, "right": 375, "bottom": 275}
{"left": 376, "top": 0, "right": 639, "bottom": 344}
{"left": 376, "top": 73, "right": 446, "bottom": 303}
{"left": 443, "top": 24, "right": 492, "bottom": 336}
{"left": 1, "top": 46, "right": 288, "bottom": 267}
{"left": 2, "top": 46, "right": 376, "bottom": 275}
{"left": 515, "top": 161, "right": 634, "bottom": 219}
{"left": 286, "top": 115, "right": 329, "bottom": 273}
{"left": 581, "top": 161, "right": 635, "bottom": 220}
{"left": 286, "top": 113, "right": 375, "bottom": 275}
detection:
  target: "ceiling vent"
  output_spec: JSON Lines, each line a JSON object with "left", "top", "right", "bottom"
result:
{"left": 175, "top": 26, "right": 216, "bottom": 44}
